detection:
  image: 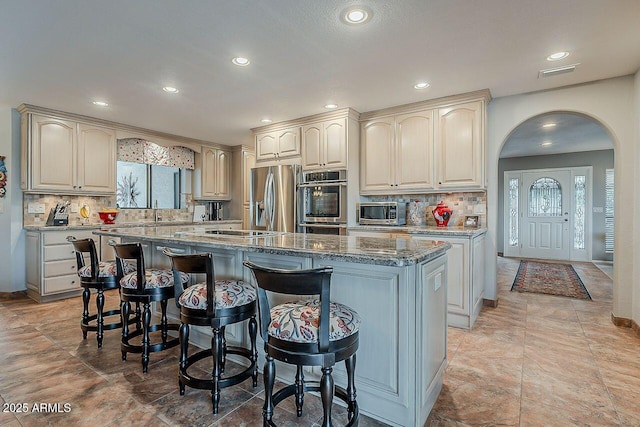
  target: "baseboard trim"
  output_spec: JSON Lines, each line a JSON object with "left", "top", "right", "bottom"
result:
{"left": 610, "top": 313, "right": 640, "bottom": 337}
{"left": 0, "top": 290, "right": 28, "bottom": 299}
{"left": 483, "top": 298, "right": 499, "bottom": 308}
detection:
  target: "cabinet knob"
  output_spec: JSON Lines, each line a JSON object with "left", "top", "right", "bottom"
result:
{"left": 71, "top": 280, "right": 75, "bottom": 284}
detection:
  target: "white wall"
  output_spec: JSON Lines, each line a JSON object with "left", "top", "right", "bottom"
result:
{"left": 487, "top": 76, "right": 637, "bottom": 322}
{"left": 0, "top": 105, "right": 25, "bottom": 292}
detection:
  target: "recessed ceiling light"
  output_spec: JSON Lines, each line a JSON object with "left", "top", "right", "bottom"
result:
{"left": 414, "top": 82, "right": 430, "bottom": 89}
{"left": 546, "top": 51, "right": 570, "bottom": 61}
{"left": 92, "top": 101, "right": 108, "bottom": 107}
{"left": 541, "top": 141, "right": 553, "bottom": 146}
{"left": 324, "top": 104, "right": 338, "bottom": 109}
{"left": 163, "top": 86, "right": 179, "bottom": 93}
{"left": 232, "top": 57, "right": 250, "bottom": 66}
{"left": 341, "top": 6, "right": 372, "bottom": 24}
{"left": 261, "top": 118, "right": 272, "bottom": 123}
{"left": 542, "top": 123, "right": 556, "bottom": 128}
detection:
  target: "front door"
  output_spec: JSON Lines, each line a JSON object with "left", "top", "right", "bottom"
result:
{"left": 520, "top": 170, "right": 571, "bottom": 260}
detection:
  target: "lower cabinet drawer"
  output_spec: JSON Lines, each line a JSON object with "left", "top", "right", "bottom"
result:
{"left": 44, "top": 275, "right": 80, "bottom": 294}
{"left": 44, "top": 244, "right": 76, "bottom": 262}
{"left": 44, "top": 259, "right": 78, "bottom": 277}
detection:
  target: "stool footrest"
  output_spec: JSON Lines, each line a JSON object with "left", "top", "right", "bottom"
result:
{"left": 180, "top": 346, "right": 256, "bottom": 391}
{"left": 80, "top": 309, "right": 124, "bottom": 332}
{"left": 271, "top": 382, "right": 359, "bottom": 427}
{"left": 121, "top": 324, "right": 180, "bottom": 354}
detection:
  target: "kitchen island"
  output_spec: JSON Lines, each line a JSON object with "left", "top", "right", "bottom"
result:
{"left": 95, "top": 225, "right": 451, "bottom": 427}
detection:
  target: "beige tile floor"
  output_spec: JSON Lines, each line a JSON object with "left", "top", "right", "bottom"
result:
{"left": 0, "top": 257, "right": 638, "bottom": 426}
{"left": 428, "top": 257, "right": 640, "bottom": 426}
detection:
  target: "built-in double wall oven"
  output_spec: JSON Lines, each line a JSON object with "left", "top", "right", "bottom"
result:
{"left": 298, "top": 170, "right": 348, "bottom": 235}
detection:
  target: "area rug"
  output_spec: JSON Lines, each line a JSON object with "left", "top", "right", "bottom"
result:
{"left": 511, "top": 260, "right": 591, "bottom": 300}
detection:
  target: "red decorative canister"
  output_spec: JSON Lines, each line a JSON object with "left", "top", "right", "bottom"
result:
{"left": 432, "top": 201, "right": 452, "bottom": 227}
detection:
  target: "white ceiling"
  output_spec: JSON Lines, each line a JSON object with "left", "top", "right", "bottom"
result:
{"left": 499, "top": 112, "right": 614, "bottom": 158}
{"left": 1, "top": 0, "right": 639, "bottom": 146}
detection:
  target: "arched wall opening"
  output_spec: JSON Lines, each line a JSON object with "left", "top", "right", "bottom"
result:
{"left": 485, "top": 76, "right": 635, "bottom": 321}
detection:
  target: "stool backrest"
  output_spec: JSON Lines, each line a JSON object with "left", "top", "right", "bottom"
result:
{"left": 66, "top": 236, "right": 99, "bottom": 280}
{"left": 243, "top": 261, "right": 333, "bottom": 352}
{"left": 111, "top": 242, "right": 147, "bottom": 292}
{"left": 163, "top": 249, "right": 215, "bottom": 316}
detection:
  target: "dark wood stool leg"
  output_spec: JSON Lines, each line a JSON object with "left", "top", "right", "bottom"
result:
{"left": 135, "top": 302, "right": 142, "bottom": 331}
{"left": 121, "top": 299, "right": 130, "bottom": 361}
{"left": 212, "top": 328, "right": 223, "bottom": 414}
{"left": 295, "top": 365, "right": 305, "bottom": 416}
{"left": 179, "top": 323, "right": 189, "bottom": 396}
{"left": 160, "top": 300, "right": 168, "bottom": 344}
{"left": 345, "top": 354, "right": 357, "bottom": 420}
{"left": 220, "top": 325, "right": 227, "bottom": 374}
{"left": 263, "top": 355, "right": 276, "bottom": 426}
{"left": 96, "top": 288, "right": 105, "bottom": 348}
{"left": 249, "top": 316, "right": 258, "bottom": 387}
{"left": 81, "top": 288, "right": 90, "bottom": 339}
{"left": 142, "top": 302, "right": 151, "bottom": 373}
{"left": 320, "top": 366, "right": 334, "bottom": 427}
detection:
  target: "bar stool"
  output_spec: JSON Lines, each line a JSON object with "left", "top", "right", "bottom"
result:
{"left": 67, "top": 236, "right": 137, "bottom": 348}
{"left": 164, "top": 249, "right": 258, "bottom": 414}
{"left": 112, "top": 242, "right": 190, "bottom": 373}
{"left": 243, "top": 261, "right": 361, "bottom": 427}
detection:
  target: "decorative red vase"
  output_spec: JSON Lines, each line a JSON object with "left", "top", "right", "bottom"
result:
{"left": 432, "top": 202, "right": 452, "bottom": 227}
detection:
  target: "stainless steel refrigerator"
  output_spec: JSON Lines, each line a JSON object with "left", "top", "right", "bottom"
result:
{"left": 250, "top": 164, "right": 300, "bottom": 232}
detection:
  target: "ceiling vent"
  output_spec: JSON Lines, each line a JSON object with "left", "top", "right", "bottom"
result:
{"left": 538, "top": 63, "right": 580, "bottom": 78}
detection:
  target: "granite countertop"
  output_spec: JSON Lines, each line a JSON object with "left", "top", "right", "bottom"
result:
{"left": 348, "top": 224, "right": 487, "bottom": 238}
{"left": 23, "top": 219, "right": 242, "bottom": 232}
{"left": 94, "top": 225, "right": 451, "bottom": 267}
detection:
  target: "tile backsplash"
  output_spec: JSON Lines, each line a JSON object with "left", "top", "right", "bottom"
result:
{"left": 366, "top": 191, "right": 487, "bottom": 227}
{"left": 23, "top": 194, "right": 194, "bottom": 226}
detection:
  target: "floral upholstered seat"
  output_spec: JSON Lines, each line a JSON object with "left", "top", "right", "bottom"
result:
{"left": 178, "top": 280, "right": 256, "bottom": 310}
{"left": 78, "top": 261, "right": 135, "bottom": 278}
{"left": 120, "top": 268, "right": 190, "bottom": 289}
{"left": 268, "top": 299, "right": 361, "bottom": 343}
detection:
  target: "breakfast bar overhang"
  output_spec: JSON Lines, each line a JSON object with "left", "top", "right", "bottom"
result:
{"left": 95, "top": 225, "right": 451, "bottom": 427}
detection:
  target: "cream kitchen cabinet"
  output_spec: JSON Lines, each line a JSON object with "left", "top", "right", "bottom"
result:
{"left": 193, "top": 146, "right": 231, "bottom": 200}
{"left": 412, "top": 231, "right": 486, "bottom": 329}
{"left": 227, "top": 146, "right": 255, "bottom": 228}
{"left": 255, "top": 127, "right": 301, "bottom": 163}
{"left": 436, "top": 101, "right": 484, "bottom": 189}
{"left": 360, "top": 111, "right": 434, "bottom": 193}
{"left": 20, "top": 112, "right": 116, "bottom": 195}
{"left": 359, "top": 91, "right": 489, "bottom": 195}
{"left": 26, "top": 229, "right": 97, "bottom": 302}
{"left": 302, "top": 118, "right": 347, "bottom": 170}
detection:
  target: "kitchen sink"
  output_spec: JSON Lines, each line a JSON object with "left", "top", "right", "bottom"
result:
{"left": 198, "top": 229, "right": 284, "bottom": 238}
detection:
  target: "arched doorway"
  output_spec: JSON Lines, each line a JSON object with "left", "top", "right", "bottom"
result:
{"left": 498, "top": 112, "right": 614, "bottom": 268}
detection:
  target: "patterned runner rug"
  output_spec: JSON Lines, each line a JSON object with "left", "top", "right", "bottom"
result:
{"left": 511, "top": 260, "right": 592, "bottom": 300}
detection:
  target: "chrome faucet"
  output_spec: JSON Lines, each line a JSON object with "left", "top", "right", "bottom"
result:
{"left": 154, "top": 200, "right": 162, "bottom": 223}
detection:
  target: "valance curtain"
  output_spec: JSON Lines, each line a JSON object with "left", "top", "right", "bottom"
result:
{"left": 117, "top": 138, "right": 195, "bottom": 170}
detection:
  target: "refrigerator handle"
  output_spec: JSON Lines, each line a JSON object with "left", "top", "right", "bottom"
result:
{"left": 263, "top": 171, "right": 271, "bottom": 229}
{"left": 267, "top": 172, "right": 276, "bottom": 230}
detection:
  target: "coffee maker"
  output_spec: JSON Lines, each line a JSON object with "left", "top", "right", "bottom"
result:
{"left": 208, "top": 201, "right": 223, "bottom": 221}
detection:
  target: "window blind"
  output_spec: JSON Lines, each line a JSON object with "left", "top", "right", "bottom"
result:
{"left": 605, "top": 168, "right": 614, "bottom": 253}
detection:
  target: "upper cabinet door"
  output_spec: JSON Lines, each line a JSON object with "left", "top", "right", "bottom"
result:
{"left": 31, "top": 115, "right": 76, "bottom": 191}
{"left": 323, "top": 118, "right": 347, "bottom": 169}
{"left": 395, "top": 111, "right": 434, "bottom": 190}
{"left": 256, "top": 132, "right": 277, "bottom": 161}
{"left": 302, "top": 124, "right": 322, "bottom": 170}
{"left": 360, "top": 117, "right": 394, "bottom": 192}
{"left": 201, "top": 147, "right": 217, "bottom": 198}
{"left": 77, "top": 124, "right": 116, "bottom": 193}
{"left": 277, "top": 128, "right": 301, "bottom": 158}
{"left": 216, "top": 149, "right": 231, "bottom": 199}
{"left": 436, "top": 101, "right": 483, "bottom": 189}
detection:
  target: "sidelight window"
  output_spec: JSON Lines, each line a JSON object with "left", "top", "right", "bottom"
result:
{"left": 574, "top": 175, "right": 586, "bottom": 250}
{"left": 508, "top": 178, "right": 519, "bottom": 247}
{"left": 605, "top": 169, "right": 614, "bottom": 253}
{"left": 528, "top": 177, "right": 562, "bottom": 217}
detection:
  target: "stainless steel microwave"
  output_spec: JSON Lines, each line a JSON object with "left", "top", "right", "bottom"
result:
{"left": 357, "top": 202, "right": 407, "bottom": 225}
